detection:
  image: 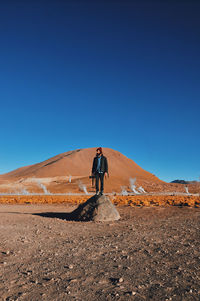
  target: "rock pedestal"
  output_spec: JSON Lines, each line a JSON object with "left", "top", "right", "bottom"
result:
{"left": 71, "top": 194, "right": 120, "bottom": 222}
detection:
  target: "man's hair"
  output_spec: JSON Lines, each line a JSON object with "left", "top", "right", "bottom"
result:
{"left": 96, "top": 147, "right": 103, "bottom": 154}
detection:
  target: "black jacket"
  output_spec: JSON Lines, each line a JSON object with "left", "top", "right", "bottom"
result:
{"left": 92, "top": 155, "right": 108, "bottom": 174}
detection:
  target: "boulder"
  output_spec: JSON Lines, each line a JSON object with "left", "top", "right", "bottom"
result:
{"left": 70, "top": 194, "right": 120, "bottom": 222}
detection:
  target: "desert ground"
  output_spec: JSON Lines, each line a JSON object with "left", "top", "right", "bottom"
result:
{"left": 0, "top": 195, "right": 200, "bottom": 301}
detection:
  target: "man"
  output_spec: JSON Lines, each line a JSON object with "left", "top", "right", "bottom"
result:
{"left": 92, "top": 147, "right": 108, "bottom": 195}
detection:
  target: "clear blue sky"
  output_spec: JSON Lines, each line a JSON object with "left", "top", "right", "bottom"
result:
{"left": 0, "top": 0, "right": 199, "bottom": 182}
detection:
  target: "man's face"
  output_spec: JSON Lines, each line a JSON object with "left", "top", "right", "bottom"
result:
{"left": 96, "top": 149, "right": 101, "bottom": 156}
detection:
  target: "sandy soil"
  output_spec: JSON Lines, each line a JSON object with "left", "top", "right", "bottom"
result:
{"left": 0, "top": 202, "right": 200, "bottom": 301}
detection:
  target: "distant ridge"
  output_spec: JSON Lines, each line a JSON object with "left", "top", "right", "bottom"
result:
{"left": 171, "top": 180, "right": 197, "bottom": 184}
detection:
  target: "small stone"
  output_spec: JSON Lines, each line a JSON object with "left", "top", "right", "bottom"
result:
{"left": 6, "top": 251, "right": 10, "bottom": 255}
{"left": 119, "top": 277, "right": 123, "bottom": 283}
{"left": 132, "top": 291, "right": 137, "bottom": 295}
{"left": 70, "top": 278, "right": 77, "bottom": 283}
{"left": 69, "top": 264, "right": 73, "bottom": 269}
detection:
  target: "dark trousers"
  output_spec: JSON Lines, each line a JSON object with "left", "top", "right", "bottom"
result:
{"left": 95, "top": 172, "right": 104, "bottom": 193}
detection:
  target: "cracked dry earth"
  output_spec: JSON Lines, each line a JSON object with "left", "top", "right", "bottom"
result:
{"left": 0, "top": 204, "right": 200, "bottom": 301}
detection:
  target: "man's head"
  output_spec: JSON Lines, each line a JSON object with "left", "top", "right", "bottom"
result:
{"left": 96, "top": 147, "right": 102, "bottom": 156}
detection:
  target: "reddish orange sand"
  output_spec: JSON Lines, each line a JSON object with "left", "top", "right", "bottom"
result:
{"left": 0, "top": 195, "right": 199, "bottom": 207}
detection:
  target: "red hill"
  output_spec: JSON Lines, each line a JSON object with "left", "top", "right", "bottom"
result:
{"left": 0, "top": 148, "right": 164, "bottom": 193}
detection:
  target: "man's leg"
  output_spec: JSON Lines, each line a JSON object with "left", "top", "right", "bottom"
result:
{"left": 95, "top": 172, "right": 100, "bottom": 194}
{"left": 100, "top": 173, "right": 104, "bottom": 194}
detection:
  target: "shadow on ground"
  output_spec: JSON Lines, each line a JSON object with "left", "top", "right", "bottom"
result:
{"left": 33, "top": 212, "right": 76, "bottom": 221}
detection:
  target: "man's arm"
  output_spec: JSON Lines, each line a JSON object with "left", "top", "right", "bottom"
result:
{"left": 92, "top": 158, "right": 96, "bottom": 175}
{"left": 104, "top": 157, "right": 108, "bottom": 173}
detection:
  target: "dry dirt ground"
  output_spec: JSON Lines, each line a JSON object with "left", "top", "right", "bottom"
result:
{"left": 0, "top": 203, "right": 200, "bottom": 301}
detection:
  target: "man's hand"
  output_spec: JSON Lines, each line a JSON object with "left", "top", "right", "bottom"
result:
{"left": 105, "top": 172, "right": 108, "bottom": 179}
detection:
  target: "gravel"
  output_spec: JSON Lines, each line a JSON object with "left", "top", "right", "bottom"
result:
{"left": 0, "top": 204, "right": 200, "bottom": 300}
